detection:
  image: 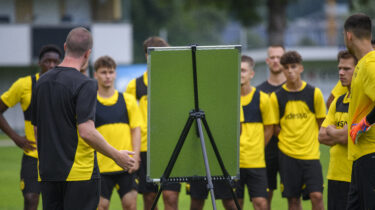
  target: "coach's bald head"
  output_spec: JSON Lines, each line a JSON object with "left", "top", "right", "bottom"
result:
{"left": 65, "top": 27, "right": 93, "bottom": 58}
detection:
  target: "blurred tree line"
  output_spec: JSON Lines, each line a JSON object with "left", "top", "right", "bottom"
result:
{"left": 130, "top": 0, "right": 291, "bottom": 62}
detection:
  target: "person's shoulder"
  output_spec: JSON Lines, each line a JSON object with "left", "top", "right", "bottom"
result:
{"left": 256, "top": 81, "right": 268, "bottom": 89}
{"left": 123, "top": 92, "right": 137, "bottom": 102}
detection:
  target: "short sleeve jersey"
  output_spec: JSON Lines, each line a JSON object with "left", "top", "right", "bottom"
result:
{"left": 330, "top": 80, "right": 348, "bottom": 98}
{"left": 270, "top": 81, "right": 326, "bottom": 160}
{"left": 1, "top": 73, "right": 39, "bottom": 158}
{"left": 348, "top": 50, "right": 375, "bottom": 161}
{"left": 126, "top": 71, "right": 148, "bottom": 152}
{"left": 96, "top": 90, "right": 142, "bottom": 173}
{"left": 322, "top": 93, "right": 352, "bottom": 182}
{"left": 31, "top": 67, "right": 99, "bottom": 181}
{"left": 240, "top": 87, "right": 276, "bottom": 168}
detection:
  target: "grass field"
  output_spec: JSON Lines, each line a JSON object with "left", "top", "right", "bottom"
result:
{"left": 0, "top": 137, "right": 330, "bottom": 210}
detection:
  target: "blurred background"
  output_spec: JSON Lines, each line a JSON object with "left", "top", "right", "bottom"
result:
{"left": 0, "top": 0, "right": 374, "bottom": 132}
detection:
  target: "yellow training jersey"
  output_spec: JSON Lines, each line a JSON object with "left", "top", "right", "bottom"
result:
{"left": 1, "top": 73, "right": 39, "bottom": 158}
{"left": 96, "top": 91, "right": 142, "bottom": 173}
{"left": 331, "top": 81, "right": 348, "bottom": 98}
{"left": 126, "top": 71, "right": 148, "bottom": 152}
{"left": 240, "top": 87, "right": 276, "bottom": 168}
{"left": 322, "top": 93, "right": 352, "bottom": 182}
{"left": 270, "top": 81, "right": 326, "bottom": 160}
{"left": 348, "top": 50, "right": 375, "bottom": 161}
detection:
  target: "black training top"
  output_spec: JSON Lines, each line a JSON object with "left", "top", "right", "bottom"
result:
{"left": 31, "top": 66, "right": 99, "bottom": 181}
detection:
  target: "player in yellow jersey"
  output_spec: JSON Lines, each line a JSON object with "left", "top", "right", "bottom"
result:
{"left": 318, "top": 50, "right": 357, "bottom": 210}
{"left": 94, "top": 56, "right": 142, "bottom": 210}
{"left": 270, "top": 51, "right": 326, "bottom": 210}
{"left": 126, "top": 36, "right": 181, "bottom": 210}
{"left": 236, "top": 55, "right": 275, "bottom": 210}
{"left": 0, "top": 44, "right": 62, "bottom": 210}
{"left": 343, "top": 14, "right": 375, "bottom": 209}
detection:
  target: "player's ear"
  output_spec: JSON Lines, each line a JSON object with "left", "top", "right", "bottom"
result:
{"left": 63, "top": 43, "right": 67, "bottom": 51}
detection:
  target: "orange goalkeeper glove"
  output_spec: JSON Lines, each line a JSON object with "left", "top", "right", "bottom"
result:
{"left": 350, "top": 117, "right": 371, "bottom": 144}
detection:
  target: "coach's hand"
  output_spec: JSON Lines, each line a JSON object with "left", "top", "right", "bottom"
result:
{"left": 350, "top": 117, "right": 371, "bottom": 144}
{"left": 115, "top": 150, "right": 136, "bottom": 171}
{"left": 128, "top": 157, "right": 140, "bottom": 174}
{"left": 13, "top": 135, "right": 36, "bottom": 152}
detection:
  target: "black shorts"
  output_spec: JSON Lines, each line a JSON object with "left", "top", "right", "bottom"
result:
{"left": 100, "top": 171, "right": 137, "bottom": 200}
{"left": 236, "top": 168, "right": 268, "bottom": 199}
{"left": 41, "top": 179, "right": 100, "bottom": 210}
{"left": 187, "top": 179, "right": 234, "bottom": 200}
{"left": 278, "top": 151, "right": 323, "bottom": 198}
{"left": 347, "top": 153, "right": 375, "bottom": 210}
{"left": 137, "top": 152, "right": 158, "bottom": 194}
{"left": 265, "top": 136, "right": 279, "bottom": 190}
{"left": 20, "top": 154, "right": 41, "bottom": 195}
{"left": 137, "top": 152, "right": 180, "bottom": 193}
{"left": 328, "top": 180, "right": 349, "bottom": 210}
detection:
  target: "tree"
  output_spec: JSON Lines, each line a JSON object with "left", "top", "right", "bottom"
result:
{"left": 267, "top": 0, "right": 288, "bottom": 45}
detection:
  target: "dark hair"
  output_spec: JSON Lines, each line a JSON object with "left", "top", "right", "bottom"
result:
{"left": 94, "top": 56, "right": 116, "bottom": 71}
{"left": 38, "top": 44, "right": 62, "bottom": 61}
{"left": 344, "top": 13, "right": 372, "bottom": 39}
{"left": 371, "top": 39, "right": 375, "bottom": 45}
{"left": 143, "top": 36, "right": 169, "bottom": 54}
{"left": 65, "top": 27, "right": 93, "bottom": 58}
{"left": 337, "top": 50, "right": 358, "bottom": 65}
{"left": 280, "top": 51, "right": 302, "bottom": 66}
{"left": 241, "top": 55, "right": 255, "bottom": 68}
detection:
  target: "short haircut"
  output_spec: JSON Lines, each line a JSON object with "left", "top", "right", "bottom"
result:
{"left": 344, "top": 13, "right": 372, "bottom": 39}
{"left": 280, "top": 51, "right": 303, "bottom": 66}
{"left": 65, "top": 27, "right": 93, "bottom": 58}
{"left": 38, "top": 44, "right": 62, "bottom": 61}
{"left": 241, "top": 55, "right": 255, "bottom": 68}
{"left": 94, "top": 56, "right": 116, "bottom": 71}
{"left": 268, "top": 45, "right": 285, "bottom": 51}
{"left": 143, "top": 36, "right": 169, "bottom": 54}
{"left": 371, "top": 39, "right": 375, "bottom": 45}
{"left": 337, "top": 50, "right": 358, "bottom": 65}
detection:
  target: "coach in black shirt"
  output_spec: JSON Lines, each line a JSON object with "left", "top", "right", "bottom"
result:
{"left": 31, "top": 27, "right": 135, "bottom": 210}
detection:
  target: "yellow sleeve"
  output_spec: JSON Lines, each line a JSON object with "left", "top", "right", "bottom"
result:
{"left": 314, "top": 88, "right": 327, "bottom": 119}
{"left": 260, "top": 91, "right": 276, "bottom": 125}
{"left": 362, "top": 60, "right": 375, "bottom": 102}
{"left": 0, "top": 77, "right": 27, "bottom": 109}
{"left": 270, "top": 92, "right": 280, "bottom": 124}
{"left": 330, "top": 81, "right": 347, "bottom": 98}
{"left": 124, "top": 93, "right": 143, "bottom": 129}
{"left": 125, "top": 79, "right": 136, "bottom": 98}
{"left": 321, "top": 96, "right": 338, "bottom": 128}
{"left": 240, "top": 105, "right": 244, "bottom": 123}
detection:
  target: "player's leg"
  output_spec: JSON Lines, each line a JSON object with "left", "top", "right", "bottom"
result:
{"left": 356, "top": 153, "right": 375, "bottom": 209}
{"left": 327, "top": 180, "right": 349, "bottom": 210}
{"left": 213, "top": 180, "right": 236, "bottom": 210}
{"left": 40, "top": 181, "right": 64, "bottom": 210}
{"left": 189, "top": 181, "right": 209, "bottom": 210}
{"left": 278, "top": 151, "right": 303, "bottom": 210}
{"left": 235, "top": 169, "right": 246, "bottom": 209}
{"left": 64, "top": 178, "right": 100, "bottom": 210}
{"left": 346, "top": 160, "right": 359, "bottom": 210}
{"left": 265, "top": 137, "right": 279, "bottom": 210}
{"left": 117, "top": 172, "right": 138, "bottom": 210}
{"left": 245, "top": 168, "right": 268, "bottom": 210}
{"left": 98, "top": 174, "right": 116, "bottom": 210}
{"left": 302, "top": 159, "right": 324, "bottom": 210}
{"left": 20, "top": 154, "right": 40, "bottom": 210}
{"left": 138, "top": 152, "right": 159, "bottom": 210}
{"left": 162, "top": 183, "right": 181, "bottom": 210}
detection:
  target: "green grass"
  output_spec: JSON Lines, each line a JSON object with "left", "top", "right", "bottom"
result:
{"left": 0, "top": 145, "right": 330, "bottom": 209}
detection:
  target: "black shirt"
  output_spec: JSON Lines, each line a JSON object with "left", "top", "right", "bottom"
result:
{"left": 31, "top": 66, "right": 99, "bottom": 181}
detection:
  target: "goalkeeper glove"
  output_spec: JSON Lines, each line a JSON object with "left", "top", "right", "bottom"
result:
{"left": 350, "top": 117, "right": 371, "bottom": 144}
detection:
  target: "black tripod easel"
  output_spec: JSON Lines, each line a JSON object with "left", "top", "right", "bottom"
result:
{"left": 150, "top": 45, "right": 241, "bottom": 210}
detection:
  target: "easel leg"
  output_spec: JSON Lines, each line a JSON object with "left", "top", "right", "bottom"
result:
{"left": 202, "top": 118, "right": 241, "bottom": 210}
{"left": 196, "top": 118, "right": 217, "bottom": 210}
{"left": 151, "top": 116, "right": 195, "bottom": 210}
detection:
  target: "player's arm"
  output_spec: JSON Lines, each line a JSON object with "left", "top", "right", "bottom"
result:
{"left": 326, "top": 124, "right": 348, "bottom": 145}
{"left": 264, "top": 125, "right": 273, "bottom": 146}
{"left": 317, "top": 118, "right": 325, "bottom": 129}
{"left": 326, "top": 93, "right": 335, "bottom": 109}
{"left": 0, "top": 99, "right": 35, "bottom": 151}
{"left": 78, "top": 120, "right": 135, "bottom": 170}
{"left": 128, "top": 127, "right": 141, "bottom": 173}
{"left": 318, "top": 126, "right": 336, "bottom": 146}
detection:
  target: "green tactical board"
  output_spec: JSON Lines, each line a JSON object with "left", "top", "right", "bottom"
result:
{"left": 147, "top": 46, "right": 241, "bottom": 181}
